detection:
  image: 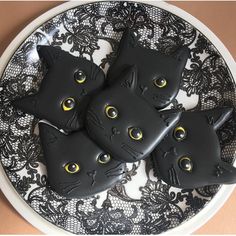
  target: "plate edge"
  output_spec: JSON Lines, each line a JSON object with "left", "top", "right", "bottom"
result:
{"left": 0, "top": 0, "right": 235, "bottom": 235}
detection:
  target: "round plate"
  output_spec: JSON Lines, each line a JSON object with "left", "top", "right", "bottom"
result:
{"left": 0, "top": 1, "right": 236, "bottom": 234}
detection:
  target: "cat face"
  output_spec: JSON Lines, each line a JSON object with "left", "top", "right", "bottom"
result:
{"left": 13, "top": 46, "right": 105, "bottom": 132}
{"left": 39, "top": 123, "right": 126, "bottom": 198}
{"left": 107, "top": 28, "right": 189, "bottom": 109}
{"left": 151, "top": 107, "right": 236, "bottom": 189}
{"left": 86, "top": 65, "right": 182, "bottom": 163}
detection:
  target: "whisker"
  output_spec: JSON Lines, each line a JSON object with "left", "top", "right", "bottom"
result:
{"left": 121, "top": 143, "right": 143, "bottom": 160}
{"left": 105, "top": 163, "right": 124, "bottom": 174}
{"left": 87, "top": 110, "right": 99, "bottom": 122}
{"left": 105, "top": 163, "right": 126, "bottom": 178}
{"left": 65, "top": 109, "right": 78, "bottom": 129}
{"left": 168, "top": 165, "right": 180, "bottom": 186}
{"left": 106, "top": 171, "right": 126, "bottom": 177}
{"left": 86, "top": 109, "right": 105, "bottom": 130}
{"left": 87, "top": 109, "right": 102, "bottom": 125}
{"left": 122, "top": 143, "right": 143, "bottom": 155}
{"left": 87, "top": 117, "right": 104, "bottom": 130}
{"left": 69, "top": 111, "right": 77, "bottom": 127}
{"left": 62, "top": 183, "right": 81, "bottom": 194}
{"left": 58, "top": 180, "right": 81, "bottom": 194}
{"left": 58, "top": 179, "right": 81, "bottom": 187}
{"left": 172, "top": 168, "right": 176, "bottom": 184}
{"left": 122, "top": 147, "right": 137, "bottom": 160}
{"left": 71, "top": 110, "right": 80, "bottom": 128}
{"left": 168, "top": 168, "right": 173, "bottom": 184}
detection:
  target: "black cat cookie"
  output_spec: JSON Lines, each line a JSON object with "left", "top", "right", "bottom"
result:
{"left": 151, "top": 107, "right": 236, "bottom": 189}
{"left": 107, "top": 28, "right": 189, "bottom": 109}
{"left": 39, "top": 122, "right": 126, "bottom": 198}
{"left": 13, "top": 46, "right": 105, "bottom": 132}
{"left": 86, "top": 65, "right": 182, "bottom": 163}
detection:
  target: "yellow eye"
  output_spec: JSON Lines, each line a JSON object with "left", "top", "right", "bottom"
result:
{"left": 178, "top": 157, "right": 193, "bottom": 172}
{"left": 74, "top": 70, "right": 86, "bottom": 84}
{"left": 128, "top": 127, "right": 143, "bottom": 141}
{"left": 97, "top": 153, "right": 111, "bottom": 164}
{"left": 173, "top": 126, "right": 187, "bottom": 141}
{"left": 61, "top": 97, "right": 75, "bottom": 111}
{"left": 153, "top": 76, "right": 167, "bottom": 88}
{"left": 64, "top": 162, "right": 80, "bottom": 174}
{"left": 105, "top": 105, "right": 118, "bottom": 119}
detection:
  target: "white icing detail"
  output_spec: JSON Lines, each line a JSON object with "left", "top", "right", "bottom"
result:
{"left": 38, "top": 119, "right": 68, "bottom": 134}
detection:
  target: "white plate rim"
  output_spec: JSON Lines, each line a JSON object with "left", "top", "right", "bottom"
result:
{"left": 0, "top": 0, "right": 235, "bottom": 234}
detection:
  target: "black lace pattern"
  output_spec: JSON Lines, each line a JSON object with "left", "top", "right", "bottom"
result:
{"left": 0, "top": 1, "right": 236, "bottom": 234}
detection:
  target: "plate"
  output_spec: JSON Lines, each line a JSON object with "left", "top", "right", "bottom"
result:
{"left": 0, "top": 1, "right": 236, "bottom": 234}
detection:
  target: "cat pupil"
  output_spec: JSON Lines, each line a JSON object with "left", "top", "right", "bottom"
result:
{"left": 178, "top": 157, "right": 193, "bottom": 172}
{"left": 66, "top": 100, "right": 73, "bottom": 106}
{"left": 128, "top": 127, "right": 143, "bottom": 140}
{"left": 68, "top": 163, "right": 77, "bottom": 171}
{"left": 97, "top": 153, "right": 111, "bottom": 164}
{"left": 62, "top": 98, "right": 75, "bottom": 111}
{"left": 153, "top": 76, "right": 167, "bottom": 88}
{"left": 105, "top": 105, "right": 118, "bottom": 119}
{"left": 74, "top": 69, "right": 86, "bottom": 84}
{"left": 64, "top": 162, "right": 80, "bottom": 174}
{"left": 174, "top": 126, "right": 187, "bottom": 141}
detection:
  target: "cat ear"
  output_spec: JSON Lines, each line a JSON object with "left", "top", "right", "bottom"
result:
{"left": 159, "top": 109, "right": 182, "bottom": 128}
{"left": 172, "top": 46, "right": 190, "bottom": 63}
{"left": 37, "top": 45, "right": 61, "bottom": 67}
{"left": 212, "top": 161, "right": 236, "bottom": 185}
{"left": 118, "top": 65, "right": 138, "bottom": 91}
{"left": 118, "top": 28, "right": 138, "bottom": 52}
{"left": 12, "top": 94, "right": 38, "bottom": 115}
{"left": 39, "top": 122, "right": 64, "bottom": 145}
{"left": 202, "top": 107, "right": 233, "bottom": 130}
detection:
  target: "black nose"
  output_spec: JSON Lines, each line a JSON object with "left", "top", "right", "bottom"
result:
{"left": 87, "top": 170, "right": 96, "bottom": 176}
{"left": 80, "top": 89, "right": 87, "bottom": 96}
{"left": 112, "top": 127, "right": 120, "bottom": 135}
{"left": 140, "top": 84, "right": 148, "bottom": 95}
{"left": 87, "top": 170, "right": 97, "bottom": 186}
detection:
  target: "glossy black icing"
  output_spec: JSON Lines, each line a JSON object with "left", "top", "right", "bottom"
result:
{"left": 107, "top": 28, "right": 189, "bottom": 109}
{"left": 13, "top": 46, "right": 105, "bottom": 132}
{"left": 39, "top": 123, "right": 126, "bottom": 198}
{"left": 1, "top": 1, "right": 236, "bottom": 234}
{"left": 86, "top": 65, "right": 182, "bottom": 163}
{"left": 151, "top": 107, "right": 236, "bottom": 188}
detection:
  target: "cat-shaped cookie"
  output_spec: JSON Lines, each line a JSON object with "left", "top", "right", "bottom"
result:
{"left": 107, "top": 28, "right": 189, "bottom": 109}
{"left": 86, "top": 65, "right": 182, "bottom": 163}
{"left": 39, "top": 122, "right": 126, "bottom": 198}
{"left": 151, "top": 107, "right": 236, "bottom": 189}
{"left": 13, "top": 46, "right": 105, "bottom": 132}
